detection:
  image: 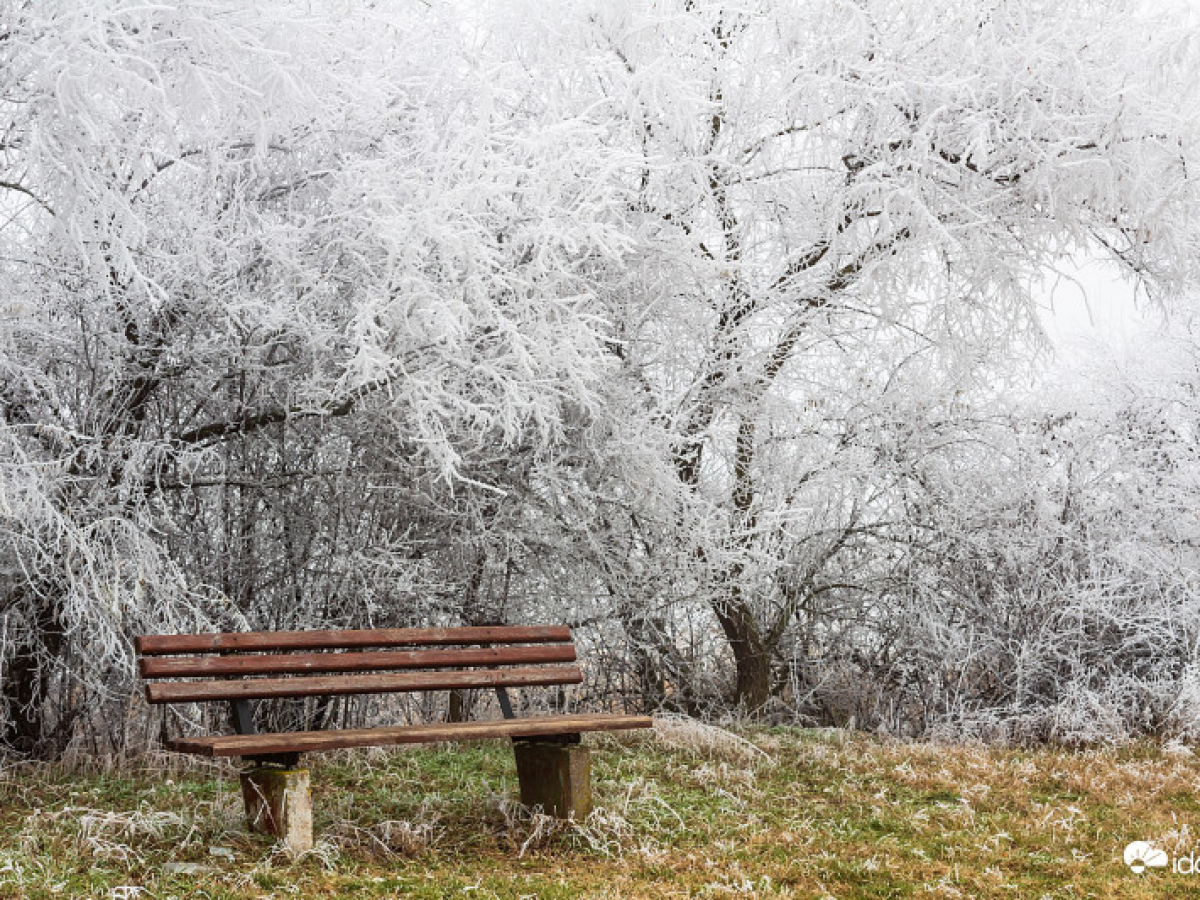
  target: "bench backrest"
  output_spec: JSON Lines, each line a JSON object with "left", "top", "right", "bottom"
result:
{"left": 135, "top": 625, "right": 581, "bottom": 705}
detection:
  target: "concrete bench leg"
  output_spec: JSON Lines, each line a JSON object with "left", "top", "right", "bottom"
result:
{"left": 240, "top": 766, "right": 314, "bottom": 852}
{"left": 513, "top": 738, "right": 592, "bottom": 819}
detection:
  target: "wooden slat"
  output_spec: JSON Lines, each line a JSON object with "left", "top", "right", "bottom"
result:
{"left": 139, "top": 644, "right": 577, "bottom": 679}
{"left": 145, "top": 665, "right": 583, "bottom": 704}
{"left": 135, "top": 625, "right": 571, "bottom": 656}
{"left": 167, "top": 713, "right": 654, "bottom": 757}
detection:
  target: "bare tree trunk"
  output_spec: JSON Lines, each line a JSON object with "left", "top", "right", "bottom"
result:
{"left": 447, "top": 689, "right": 468, "bottom": 723}
{"left": 448, "top": 549, "right": 501, "bottom": 724}
{"left": 712, "top": 585, "right": 771, "bottom": 713}
{"left": 1, "top": 587, "right": 67, "bottom": 758}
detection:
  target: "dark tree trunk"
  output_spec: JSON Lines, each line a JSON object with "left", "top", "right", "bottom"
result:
{"left": 447, "top": 549, "right": 502, "bottom": 724}
{"left": 447, "top": 689, "right": 468, "bottom": 723}
{"left": 733, "top": 642, "right": 770, "bottom": 714}
{"left": 712, "top": 587, "right": 771, "bottom": 714}
{"left": 1, "top": 588, "right": 67, "bottom": 758}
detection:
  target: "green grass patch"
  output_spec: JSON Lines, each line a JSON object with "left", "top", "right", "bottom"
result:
{"left": 2, "top": 726, "right": 1200, "bottom": 897}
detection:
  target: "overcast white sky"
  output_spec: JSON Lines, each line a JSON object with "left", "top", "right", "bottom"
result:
{"left": 1038, "top": 256, "right": 1167, "bottom": 365}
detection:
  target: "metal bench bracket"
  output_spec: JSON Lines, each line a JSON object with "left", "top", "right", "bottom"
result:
{"left": 495, "top": 687, "right": 515, "bottom": 719}
{"left": 232, "top": 699, "right": 299, "bottom": 768}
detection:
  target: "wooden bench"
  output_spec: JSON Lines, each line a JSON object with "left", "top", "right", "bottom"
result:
{"left": 136, "top": 625, "right": 651, "bottom": 850}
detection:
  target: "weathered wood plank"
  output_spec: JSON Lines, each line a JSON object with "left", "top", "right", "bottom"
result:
{"left": 135, "top": 625, "right": 572, "bottom": 656}
{"left": 167, "top": 713, "right": 653, "bottom": 756}
{"left": 145, "top": 665, "right": 584, "bottom": 703}
{"left": 139, "top": 644, "right": 577, "bottom": 678}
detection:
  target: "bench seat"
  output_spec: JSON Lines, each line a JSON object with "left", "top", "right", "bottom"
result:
{"left": 168, "top": 712, "right": 651, "bottom": 757}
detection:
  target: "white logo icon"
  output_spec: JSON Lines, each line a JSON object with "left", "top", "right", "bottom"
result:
{"left": 1124, "top": 841, "right": 1169, "bottom": 874}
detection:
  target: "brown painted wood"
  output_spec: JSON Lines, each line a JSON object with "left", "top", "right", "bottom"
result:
{"left": 139, "top": 644, "right": 577, "bottom": 678}
{"left": 167, "top": 713, "right": 654, "bottom": 757}
{"left": 145, "top": 665, "right": 584, "bottom": 704}
{"left": 135, "top": 625, "right": 571, "bottom": 656}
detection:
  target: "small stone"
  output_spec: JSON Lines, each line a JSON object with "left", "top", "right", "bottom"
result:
{"left": 208, "top": 846, "right": 235, "bottom": 861}
{"left": 163, "top": 862, "right": 214, "bottom": 876}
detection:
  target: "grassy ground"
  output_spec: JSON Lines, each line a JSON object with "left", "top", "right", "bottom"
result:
{"left": 2, "top": 720, "right": 1200, "bottom": 898}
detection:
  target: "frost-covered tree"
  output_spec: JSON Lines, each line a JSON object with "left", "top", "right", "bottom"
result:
{"left": 0, "top": 1, "right": 630, "bottom": 755}
{"left": 500, "top": 0, "right": 1200, "bottom": 711}
{"left": 886, "top": 326, "right": 1200, "bottom": 743}
{"left": 3, "top": 0, "right": 1200, "bottom": 755}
